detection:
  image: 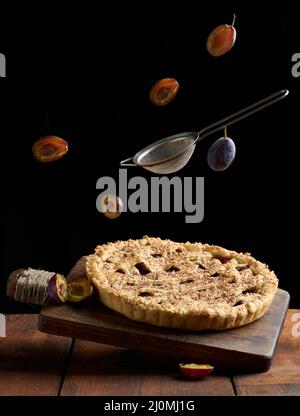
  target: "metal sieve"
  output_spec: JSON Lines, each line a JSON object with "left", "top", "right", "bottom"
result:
{"left": 120, "top": 89, "right": 289, "bottom": 174}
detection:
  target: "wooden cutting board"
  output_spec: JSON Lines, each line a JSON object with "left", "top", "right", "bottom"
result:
{"left": 39, "top": 256, "right": 290, "bottom": 373}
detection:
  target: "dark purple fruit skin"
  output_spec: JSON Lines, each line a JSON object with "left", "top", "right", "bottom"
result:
{"left": 207, "top": 137, "right": 236, "bottom": 171}
{"left": 48, "top": 274, "right": 67, "bottom": 303}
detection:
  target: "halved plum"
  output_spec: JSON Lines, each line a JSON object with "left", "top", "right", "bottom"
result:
{"left": 99, "top": 194, "right": 124, "bottom": 220}
{"left": 207, "top": 14, "right": 237, "bottom": 57}
{"left": 66, "top": 276, "right": 94, "bottom": 303}
{"left": 149, "top": 78, "right": 179, "bottom": 106}
{"left": 48, "top": 273, "right": 68, "bottom": 303}
{"left": 179, "top": 363, "right": 214, "bottom": 379}
{"left": 48, "top": 274, "right": 93, "bottom": 303}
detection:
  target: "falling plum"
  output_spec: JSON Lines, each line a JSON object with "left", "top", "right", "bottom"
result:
{"left": 149, "top": 78, "right": 179, "bottom": 106}
{"left": 32, "top": 136, "right": 68, "bottom": 163}
{"left": 99, "top": 194, "right": 124, "bottom": 220}
{"left": 207, "top": 127, "right": 236, "bottom": 171}
{"left": 207, "top": 14, "right": 237, "bottom": 57}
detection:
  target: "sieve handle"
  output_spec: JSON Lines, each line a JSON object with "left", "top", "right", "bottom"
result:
{"left": 195, "top": 89, "right": 289, "bottom": 144}
{"left": 120, "top": 157, "right": 136, "bottom": 167}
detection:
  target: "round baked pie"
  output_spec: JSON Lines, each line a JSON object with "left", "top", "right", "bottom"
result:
{"left": 86, "top": 236, "right": 278, "bottom": 331}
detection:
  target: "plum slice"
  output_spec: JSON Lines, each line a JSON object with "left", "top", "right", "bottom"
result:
{"left": 179, "top": 363, "right": 214, "bottom": 379}
{"left": 149, "top": 78, "right": 179, "bottom": 106}
{"left": 99, "top": 194, "right": 124, "bottom": 220}
{"left": 32, "top": 136, "right": 68, "bottom": 163}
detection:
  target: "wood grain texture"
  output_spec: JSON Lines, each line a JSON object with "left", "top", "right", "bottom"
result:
{"left": 0, "top": 315, "right": 71, "bottom": 396}
{"left": 6, "top": 269, "right": 26, "bottom": 298}
{"left": 39, "top": 290, "right": 290, "bottom": 373}
{"left": 234, "top": 309, "right": 300, "bottom": 396}
{"left": 66, "top": 256, "right": 86, "bottom": 282}
{"left": 60, "top": 341, "right": 234, "bottom": 396}
{"left": 1, "top": 311, "right": 300, "bottom": 396}
{"left": 39, "top": 256, "right": 290, "bottom": 373}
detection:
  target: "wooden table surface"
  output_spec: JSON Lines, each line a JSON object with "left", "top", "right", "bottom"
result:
{"left": 0, "top": 310, "right": 300, "bottom": 396}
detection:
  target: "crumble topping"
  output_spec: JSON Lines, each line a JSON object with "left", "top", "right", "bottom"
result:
{"left": 90, "top": 236, "right": 277, "bottom": 309}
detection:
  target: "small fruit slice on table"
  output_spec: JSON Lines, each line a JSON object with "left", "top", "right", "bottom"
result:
{"left": 207, "top": 14, "right": 237, "bottom": 57}
{"left": 48, "top": 274, "right": 93, "bottom": 303}
{"left": 179, "top": 363, "right": 214, "bottom": 379}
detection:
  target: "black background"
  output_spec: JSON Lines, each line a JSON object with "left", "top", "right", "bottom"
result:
{"left": 0, "top": 4, "right": 299, "bottom": 312}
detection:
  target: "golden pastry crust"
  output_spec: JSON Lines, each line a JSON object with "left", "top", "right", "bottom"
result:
{"left": 86, "top": 236, "right": 278, "bottom": 331}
